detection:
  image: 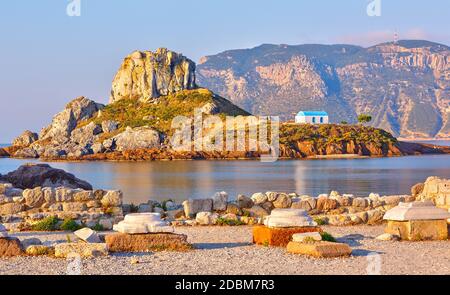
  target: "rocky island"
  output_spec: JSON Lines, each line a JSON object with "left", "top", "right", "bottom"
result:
{"left": 1, "top": 48, "right": 448, "bottom": 161}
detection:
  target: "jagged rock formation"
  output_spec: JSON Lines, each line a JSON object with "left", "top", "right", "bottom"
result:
{"left": 12, "top": 131, "right": 38, "bottom": 147}
{"left": 197, "top": 40, "right": 450, "bottom": 138}
{"left": 110, "top": 48, "right": 197, "bottom": 103}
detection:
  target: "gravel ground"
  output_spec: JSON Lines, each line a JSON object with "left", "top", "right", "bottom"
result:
{"left": 1, "top": 225, "right": 449, "bottom": 275}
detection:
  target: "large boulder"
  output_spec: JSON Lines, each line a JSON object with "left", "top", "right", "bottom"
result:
{"left": 39, "top": 96, "right": 104, "bottom": 142}
{"left": 112, "top": 126, "right": 161, "bottom": 151}
{"left": 12, "top": 130, "right": 38, "bottom": 147}
{"left": 70, "top": 122, "right": 102, "bottom": 146}
{"left": 0, "top": 163, "right": 92, "bottom": 190}
{"left": 110, "top": 48, "right": 196, "bottom": 103}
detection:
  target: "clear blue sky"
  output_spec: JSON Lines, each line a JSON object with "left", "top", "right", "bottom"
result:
{"left": 0, "top": 0, "right": 449, "bottom": 143}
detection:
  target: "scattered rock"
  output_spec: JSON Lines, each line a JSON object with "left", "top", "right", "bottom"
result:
{"left": 196, "top": 212, "right": 219, "bottom": 225}
{"left": 243, "top": 205, "right": 268, "bottom": 218}
{"left": 212, "top": 191, "right": 228, "bottom": 211}
{"left": 26, "top": 245, "right": 54, "bottom": 256}
{"left": 272, "top": 193, "right": 292, "bottom": 208}
{"left": 292, "top": 232, "right": 322, "bottom": 242}
{"left": 74, "top": 228, "right": 101, "bottom": 243}
{"left": 237, "top": 194, "right": 253, "bottom": 209}
{"left": 182, "top": 199, "right": 213, "bottom": 217}
{"left": 54, "top": 242, "right": 108, "bottom": 258}
{"left": 251, "top": 192, "right": 267, "bottom": 205}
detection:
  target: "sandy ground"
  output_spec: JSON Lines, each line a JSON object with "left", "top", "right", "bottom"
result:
{"left": 1, "top": 225, "right": 449, "bottom": 275}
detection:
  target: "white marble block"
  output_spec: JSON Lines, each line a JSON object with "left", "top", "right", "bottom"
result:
{"left": 383, "top": 201, "right": 450, "bottom": 221}
{"left": 264, "top": 208, "right": 317, "bottom": 228}
{"left": 113, "top": 213, "right": 174, "bottom": 234}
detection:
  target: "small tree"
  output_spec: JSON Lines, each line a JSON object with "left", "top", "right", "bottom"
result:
{"left": 357, "top": 114, "right": 372, "bottom": 124}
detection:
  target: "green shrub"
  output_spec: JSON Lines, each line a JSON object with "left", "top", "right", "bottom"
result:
{"left": 60, "top": 219, "right": 82, "bottom": 231}
{"left": 90, "top": 223, "right": 105, "bottom": 231}
{"left": 314, "top": 217, "right": 327, "bottom": 226}
{"left": 216, "top": 217, "right": 245, "bottom": 226}
{"left": 320, "top": 232, "right": 337, "bottom": 242}
{"left": 31, "top": 216, "right": 59, "bottom": 231}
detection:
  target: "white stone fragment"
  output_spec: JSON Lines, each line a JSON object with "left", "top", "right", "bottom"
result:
{"left": 113, "top": 213, "right": 174, "bottom": 234}
{"left": 74, "top": 227, "right": 101, "bottom": 243}
{"left": 264, "top": 209, "right": 317, "bottom": 228}
{"left": 383, "top": 201, "right": 450, "bottom": 221}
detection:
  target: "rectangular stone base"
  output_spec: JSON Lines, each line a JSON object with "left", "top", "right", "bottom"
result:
{"left": 105, "top": 233, "right": 193, "bottom": 252}
{"left": 252, "top": 226, "right": 321, "bottom": 247}
{"left": 286, "top": 241, "right": 352, "bottom": 258}
{"left": 385, "top": 220, "right": 448, "bottom": 241}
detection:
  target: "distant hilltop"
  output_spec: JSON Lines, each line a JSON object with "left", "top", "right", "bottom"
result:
{"left": 197, "top": 40, "right": 450, "bottom": 139}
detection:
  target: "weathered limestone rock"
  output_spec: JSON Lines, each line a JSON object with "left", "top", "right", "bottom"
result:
{"left": 182, "top": 199, "right": 213, "bottom": 217}
{"left": 70, "top": 122, "right": 102, "bottom": 146}
{"left": 317, "top": 196, "right": 338, "bottom": 211}
{"left": 291, "top": 198, "right": 317, "bottom": 211}
{"left": 292, "top": 232, "right": 322, "bottom": 242}
{"left": 12, "top": 130, "right": 38, "bottom": 147}
{"left": 54, "top": 242, "right": 108, "bottom": 258}
{"left": 352, "top": 197, "right": 369, "bottom": 208}
{"left": 39, "top": 96, "right": 104, "bottom": 142}
{"left": 212, "top": 191, "right": 228, "bottom": 211}
{"left": 25, "top": 245, "right": 54, "bottom": 256}
{"left": 13, "top": 148, "right": 39, "bottom": 158}
{"left": 0, "top": 163, "right": 92, "bottom": 190}
{"left": 264, "top": 209, "right": 317, "bottom": 228}
{"left": 110, "top": 48, "right": 196, "bottom": 103}
{"left": 100, "top": 190, "right": 123, "bottom": 207}
{"left": 196, "top": 212, "right": 219, "bottom": 225}
{"left": 225, "top": 203, "right": 242, "bottom": 215}
{"left": 112, "top": 126, "right": 161, "bottom": 151}
{"left": 416, "top": 177, "right": 450, "bottom": 209}
{"left": 286, "top": 241, "right": 352, "bottom": 258}
{"left": 0, "top": 237, "right": 23, "bottom": 257}
{"left": 0, "top": 203, "right": 24, "bottom": 215}
{"left": 272, "top": 193, "right": 292, "bottom": 208}
{"left": 101, "top": 120, "right": 119, "bottom": 133}
{"left": 237, "top": 194, "right": 253, "bottom": 209}
{"left": 105, "top": 232, "right": 192, "bottom": 252}
{"left": 243, "top": 205, "right": 268, "bottom": 218}
{"left": 74, "top": 228, "right": 101, "bottom": 243}
{"left": 251, "top": 192, "right": 267, "bottom": 205}
{"left": 23, "top": 187, "right": 45, "bottom": 207}
{"left": 113, "top": 213, "right": 173, "bottom": 234}
{"left": 253, "top": 226, "right": 322, "bottom": 247}
{"left": 384, "top": 201, "right": 450, "bottom": 240}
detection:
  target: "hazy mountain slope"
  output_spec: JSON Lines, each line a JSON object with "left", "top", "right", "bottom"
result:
{"left": 197, "top": 40, "right": 449, "bottom": 138}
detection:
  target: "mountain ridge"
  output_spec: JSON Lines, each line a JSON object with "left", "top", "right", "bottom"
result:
{"left": 197, "top": 40, "right": 449, "bottom": 139}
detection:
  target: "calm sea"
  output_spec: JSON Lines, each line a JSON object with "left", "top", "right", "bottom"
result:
{"left": 1, "top": 153, "right": 449, "bottom": 204}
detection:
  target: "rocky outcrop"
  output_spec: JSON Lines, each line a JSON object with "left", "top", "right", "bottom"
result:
{"left": 110, "top": 48, "right": 197, "bottom": 103}
{"left": 12, "top": 131, "right": 38, "bottom": 147}
{"left": 197, "top": 40, "right": 450, "bottom": 138}
{"left": 112, "top": 126, "right": 161, "bottom": 151}
{"left": 39, "top": 96, "right": 104, "bottom": 142}
{"left": 0, "top": 163, "right": 92, "bottom": 190}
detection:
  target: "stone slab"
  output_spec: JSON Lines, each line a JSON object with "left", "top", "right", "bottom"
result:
{"left": 384, "top": 201, "right": 450, "bottom": 221}
{"left": 253, "top": 225, "right": 322, "bottom": 247}
{"left": 54, "top": 242, "right": 108, "bottom": 258}
{"left": 286, "top": 241, "right": 352, "bottom": 258}
{"left": 74, "top": 227, "right": 101, "bottom": 243}
{"left": 385, "top": 219, "right": 448, "bottom": 241}
{"left": 264, "top": 208, "right": 317, "bottom": 228}
{"left": 113, "top": 213, "right": 174, "bottom": 234}
{"left": 105, "top": 233, "right": 192, "bottom": 252}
